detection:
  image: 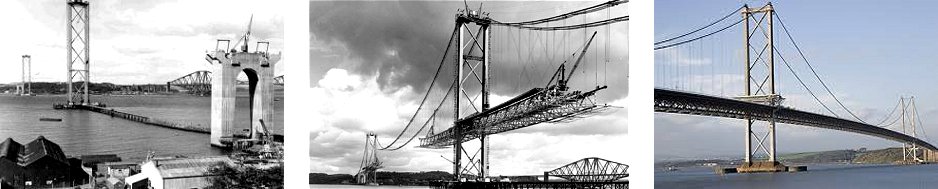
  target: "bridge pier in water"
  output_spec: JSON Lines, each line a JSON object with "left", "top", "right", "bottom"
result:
{"left": 207, "top": 39, "right": 281, "bottom": 148}
{"left": 733, "top": 3, "right": 798, "bottom": 173}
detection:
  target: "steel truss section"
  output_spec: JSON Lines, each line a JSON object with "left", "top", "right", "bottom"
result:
{"left": 66, "top": 0, "right": 91, "bottom": 105}
{"left": 419, "top": 86, "right": 610, "bottom": 148}
{"left": 654, "top": 88, "right": 938, "bottom": 151}
{"left": 167, "top": 70, "right": 212, "bottom": 95}
{"left": 273, "top": 75, "right": 284, "bottom": 85}
{"left": 546, "top": 157, "right": 629, "bottom": 182}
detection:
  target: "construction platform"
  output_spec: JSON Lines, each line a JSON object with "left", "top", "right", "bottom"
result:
{"left": 714, "top": 161, "right": 807, "bottom": 174}
{"left": 429, "top": 181, "right": 628, "bottom": 189}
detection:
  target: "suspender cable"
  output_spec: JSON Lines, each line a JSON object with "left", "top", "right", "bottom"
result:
{"left": 775, "top": 12, "right": 867, "bottom": 124}
{"left": 379, "top": 26, "right": 458, "bottom": 150}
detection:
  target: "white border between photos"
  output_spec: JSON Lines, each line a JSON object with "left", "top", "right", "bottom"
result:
{"left": 284, "top": 0, "right": 311, "bottom": 188}
{"left": 628, "top": 0, "right": 653, "bottom": 188}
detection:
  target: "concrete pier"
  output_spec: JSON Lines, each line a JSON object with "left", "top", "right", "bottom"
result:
{"left": 208, "top": 49, "right": 281, "bottom": 148}
{"left": 715, "top": 161, "right": 807, "bottom": 174}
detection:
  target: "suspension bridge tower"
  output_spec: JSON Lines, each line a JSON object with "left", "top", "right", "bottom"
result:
{"left": 66, "top": 0, "right": 91, "bottom": 106}
{"left": 205, "top": 18, "right": 281, "bottom": 148}
{"left": 734, "top": 3, "right": 788, "bottom": 172}
{"left": 17, "top": 55, "right": 32, "bottom": 96}
{"left": 899, "top": 97, "right": 925, "bottom": 163}
{"left": 356, "top": 133, "right": 383, "bottom": 185}
{"left": 452, "top": 8, "right": 492, "bottom": 181}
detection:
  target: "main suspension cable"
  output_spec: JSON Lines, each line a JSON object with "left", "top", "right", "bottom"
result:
{"left": 655, "top": 18, "right": 743, "bottom": 50}
{"left": 494, "top": 0, "right": 627, "bottom": 26}
{"left": 775, "top": 11, "right": 867, "bottom": 124}
{"left": 496, "top": 16, "right": 628, "bottom": 31}
{"left": 379, "top": 26, "right": 458, "bottom": 150}
{"left": 776, "top": 47, "right": 840, "bottom": 117}
{"left": 655, "top": 6, "right": 745, "bottom": 45}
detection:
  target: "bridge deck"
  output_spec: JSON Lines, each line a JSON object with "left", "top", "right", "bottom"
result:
{"left": 654, "top": 88, "right": 937, "bottom": 150}
{"left": 418, "top": 86, "right": 610, "bottom": 148}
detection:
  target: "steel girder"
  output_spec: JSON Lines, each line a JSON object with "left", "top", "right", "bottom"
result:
{"left": 273, "top": 75, "right": 284, "bottom": 85}
{"left": 418, "top": 86, "right": 610, "bottom": 148}
{"left": 547, "top": 157, "right": 629, "bottom": 182}
{"left": 168, "top": 70, "right": 212, "bottom": 95}
{"left": 654, "top": 88, "right": 938, "bottom": 151}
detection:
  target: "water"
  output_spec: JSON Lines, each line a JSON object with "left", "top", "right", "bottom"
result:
{"left": 309, "top": 185, "right": 428, "bottom": 189}
{"left": 656, "top": 164, "right": 938, "bottom": 189}
{"left": 0, "top": 93, "right": 283, "bottom": 162}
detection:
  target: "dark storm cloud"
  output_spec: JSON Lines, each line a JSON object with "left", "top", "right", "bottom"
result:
{"left": 310, "top": 1, "right": 628, "bottom": 101}
{"left": 311, "top": 1, "right": 453, "bottom": 92}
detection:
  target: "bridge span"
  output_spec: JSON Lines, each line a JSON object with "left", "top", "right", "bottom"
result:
{"left": 655, "top": 88, "right": 938, "bottom": 151}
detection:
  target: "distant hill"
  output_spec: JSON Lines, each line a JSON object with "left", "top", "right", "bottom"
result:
{"left": 853, "top": 148, "right": 905, "bottom": 164}
{"left": 657, "top": 147, "right": 911, "bottom": 169}
{"left": 309, "top": 171, "right": 452, "bottom": 185}
{"left": 777, "top": 149, "right": 857, "bottom": 164}
{"left": 0, "top": 82, "right": 120, "bottom": 94}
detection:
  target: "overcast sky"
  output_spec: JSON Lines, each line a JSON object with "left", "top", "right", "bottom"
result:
{"left": 655, "top": 0, "right": 938, "bottom": 160}
{"left": 310, "top": 1, "right": 628, "bottom": 175}
{"left": 0, "top": 0, "right": 284, "bottom": 85}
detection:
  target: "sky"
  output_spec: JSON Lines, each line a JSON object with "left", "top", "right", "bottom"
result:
{"left": 655, "top": 0, "right": 938, "bottom": 160}
{"left": 309, "top": 1, "right": 628, "bottom": 175}
{"left": 0, "top": 0, "right": 284, "bottom": 85}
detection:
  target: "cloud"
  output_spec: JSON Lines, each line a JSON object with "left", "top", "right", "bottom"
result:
{"left": 311, "top": 68, "right": 629, "bottom": 175}
{"left": 0, "top": 0, "right": 284, "bottom": 84}
{"left": 309, "top": 1, "right": 628, "bottom": 102}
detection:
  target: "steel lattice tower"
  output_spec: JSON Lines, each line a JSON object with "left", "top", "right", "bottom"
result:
{"left": 357, "top": 133, "right": 383, "bottom": 184}
{"left": 22, "top": 55, "right": 32, "bottom": 95}
{"left": 900, "top": 97, "right": 924, "bottom": 163}
{"left": 735, "top": 3, "right": 781, "bottom": 165}
{"left": 453, "top": 9, "right": 491, "bottom": 181}
{"left": 66, "top": 0, "right": 90, "bottom": 105}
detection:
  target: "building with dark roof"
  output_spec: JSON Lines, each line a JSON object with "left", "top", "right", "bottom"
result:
{"left": 0, "top": 136, "right": 90, "bottom": 188}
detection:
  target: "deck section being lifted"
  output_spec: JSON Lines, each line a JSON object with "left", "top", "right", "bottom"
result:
{"left": 418, "top": 85, "right": 610, "bottom": 148}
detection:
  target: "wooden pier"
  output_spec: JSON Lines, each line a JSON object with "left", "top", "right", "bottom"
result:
{"left": 429, "top": 181, "right": 629, "bottom": 189}
{"left": 72, "top": 104, "right": 210, "bottom": 134}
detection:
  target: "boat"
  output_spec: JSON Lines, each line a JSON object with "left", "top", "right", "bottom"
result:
{"left": 40, "top": 118, "right": 63, "bottom": 122}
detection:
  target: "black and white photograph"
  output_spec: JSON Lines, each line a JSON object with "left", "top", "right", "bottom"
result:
{"left": 308, "top": 1, "right": 629, "bottom": 188}
{"left": 0, "top": 0, "right": 285, "bottom": 188}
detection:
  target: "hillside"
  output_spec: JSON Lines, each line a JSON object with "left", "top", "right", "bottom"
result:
{"left": 853, "top": 148, "right": 905, "bottom": 164}
{"left": 658, "top": 147, "right": 911, "bottom": 169}
{"left": 309, "top": 171, "right": 452, "bottom": 185}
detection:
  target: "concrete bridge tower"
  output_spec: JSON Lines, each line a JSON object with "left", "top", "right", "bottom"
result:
{"left": 205, "top": 25, "right": 281, "bottom": 147}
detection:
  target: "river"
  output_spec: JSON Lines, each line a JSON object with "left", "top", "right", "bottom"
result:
{"left": 309, "top": 185, "right": 428, "bottom": 189}
{"left": 656, "top": 163, "right": 938, "bottom": 189}
{"left": 0, "top": 93, "right": 283, "bottom": 162}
